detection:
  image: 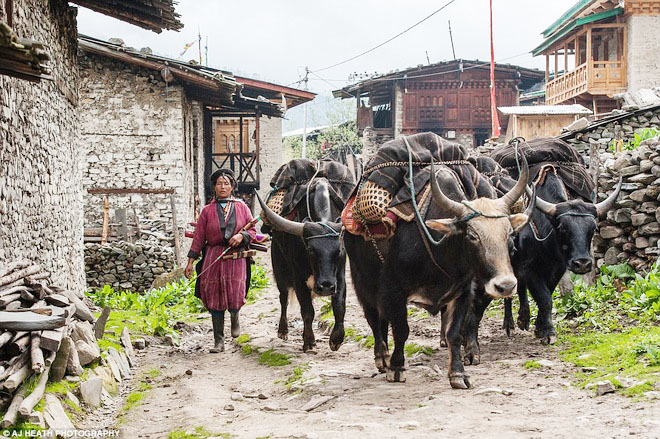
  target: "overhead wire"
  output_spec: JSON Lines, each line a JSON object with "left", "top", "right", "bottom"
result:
{"left": 312, "top": 0, "right": 459, "bottom": 74}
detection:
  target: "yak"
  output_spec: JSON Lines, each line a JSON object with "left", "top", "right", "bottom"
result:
{"left": 344, "top": 154, "right": 533, "bottom": 389}
{"left": 256, "top": 176, "right": 350, "bottom": 353}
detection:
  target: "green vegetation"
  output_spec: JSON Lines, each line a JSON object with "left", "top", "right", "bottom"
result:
{"left": 404, "top": 342, "right": 436, "bottom": 357}
{"left": 87, "top": 263, "right": 268, "bottom": 344}
{"left": 258, "top": 349, "right": 291, "bottom": 367}
{"left": 407, "top": 306, "right": 430, "bottom": 319}
{"left": 560, "top": 328, "right": 659, "bottom": 397}
{"left": 246, "top": 263, "right": 269, "bottom": 305}
{"left": 284, "top": 363, "right": 310, "bottom": 391}
{"left": 555, "top": 263, "right": 660, "bottom": 330}
{"left": 319, "top": 298, "right": 334, "bottom": 323}
{"left": 554, "top": 263, "right": 660, "bottom": 397}
{"left": 1, "top": 422, "right": 46, "bottom": 435}
{"left": 524, "top": 360, "right": 541, "bottom": 370}
{"left": 284, "top": 121, "right": 362, "bottom": 159}
{"left": 609, "top": 127, "right": 660, "bottom": 152}
{"left": 168, "top": 427, "right": 229, "bottom": 439}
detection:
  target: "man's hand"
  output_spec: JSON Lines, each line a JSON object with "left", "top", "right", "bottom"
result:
{"left": 228, "top": 233, "right": 244, "bottom": 248}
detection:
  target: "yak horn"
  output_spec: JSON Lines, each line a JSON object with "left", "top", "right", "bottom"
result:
{"left": 499, "top": 153, "right": 529, "bottom": 210}
{"left": 595, "top": 177, "right": 622, "bottom": 218}
{"left": 429, "top": 158, "right": 466, "bottom": 217}
{"left": 525, "top": 185, "right": 558, "bottom": 217}
{"left": 254, "top": 191, "right": 305, "bottom": 237}
{"left": 522, "top": 184, "right": 537, "bottom": 219}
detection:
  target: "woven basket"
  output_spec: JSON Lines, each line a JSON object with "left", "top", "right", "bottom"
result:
{"left": 353, "top": 181, "right": 392, "bottom": 223}
{"left": 266, "top": 189, "right": 286, "bottom": 215}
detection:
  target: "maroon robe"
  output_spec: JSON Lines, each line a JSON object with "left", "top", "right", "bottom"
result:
{"left": 189, "top": 199, "right": 256, "bottom": 311}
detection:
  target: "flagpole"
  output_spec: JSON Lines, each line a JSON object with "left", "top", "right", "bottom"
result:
{"left": 489, "top": 0, "right": 501, "bottom": 139}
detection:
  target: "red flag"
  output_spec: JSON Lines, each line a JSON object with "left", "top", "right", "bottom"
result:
{"left": 489, "top": 0, "right": 501, "bottom": 138}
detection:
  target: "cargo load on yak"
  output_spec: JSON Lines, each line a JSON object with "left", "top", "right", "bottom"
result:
{"left": 490, "top": 137, "right": 595, "bottom": 201}
{"left": 342, "top": 132, "right": 491, "bottom": 239}
{"left": 262, "top": 159, "right": 355, "bottom": 225}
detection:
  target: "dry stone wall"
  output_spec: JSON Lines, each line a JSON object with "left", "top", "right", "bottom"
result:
{"left": 0, "top": 0, "right": 85, "bottom": 295}
{"left": 84, "top": 242, "right": 175, "bottom": 292}
{"left": 594, "top": 139, "right": 660, "bottom": 270}
{"left": 564, "top": 108, "right": 660, "bottom": 159}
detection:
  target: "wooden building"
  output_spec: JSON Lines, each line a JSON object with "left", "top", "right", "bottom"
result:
{"left": 498, "top": 104, "right": 592, "bottom": 142}
{"left": 533, "top": 0, "right": 660, "bottom": 113}
{"left": 333, "top": 60, "right": 544, "bottom": 149}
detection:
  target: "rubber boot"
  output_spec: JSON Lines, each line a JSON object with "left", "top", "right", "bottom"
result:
{"left": 210, "top": 313, "right": 225, "bottom": 353}
{"left": 230, "top": 310, "right": 241, "bottom": 338}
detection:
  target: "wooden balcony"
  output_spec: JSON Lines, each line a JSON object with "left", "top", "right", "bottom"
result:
{"left": 546, "top": 60, "right": 626, "bottom": 105}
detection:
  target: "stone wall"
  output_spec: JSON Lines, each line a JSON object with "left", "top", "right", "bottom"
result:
{"left": 627, "top": 15, "right": 660, "bottom": 91}
{"left": 0, "top": 0, "right": 85, "bottom": 295}
{"left": 594, "top": 139, "right": 660, "bottom": 270}
{"left": 84, "top": 242, "right": 175, "bottom": 292}
{"left": 564, "top": 108, "right": 660, "bottom": 160}
{"left": 78, "top": 53, "right": 200, "bottom": 261}
{"left": 255, "top": 116, "right": 286, "bottom": 207}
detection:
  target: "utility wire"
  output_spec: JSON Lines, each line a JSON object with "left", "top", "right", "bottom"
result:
{"left": 348, "top": 50, "right": 533, "bottom": 85}
{"left": 312, "top": 0, "right": 459, "bottom": 73}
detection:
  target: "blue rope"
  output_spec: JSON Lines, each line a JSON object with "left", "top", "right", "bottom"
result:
{"left": 403, "top": 136, "right": 445, "bottom": 246}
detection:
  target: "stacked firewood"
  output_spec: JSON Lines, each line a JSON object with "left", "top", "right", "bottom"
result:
{"left": 0, "top": 260, "right": 100, "bottom": 428}
{"left": 0, "top": 20, "right": 51, "bottom": 81}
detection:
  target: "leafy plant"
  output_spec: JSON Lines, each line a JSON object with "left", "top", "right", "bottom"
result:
{"left": 609, "top": 128, "right": 660, "bottom": 152}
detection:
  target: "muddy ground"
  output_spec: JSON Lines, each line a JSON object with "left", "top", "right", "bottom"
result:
{"left": 102, "top": 254, "right": 659, "bottom": 439}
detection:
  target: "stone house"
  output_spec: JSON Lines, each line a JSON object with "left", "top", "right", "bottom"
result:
{"left": 77, "top": 35, "right": 314, "bottom": 263}
{"left": 0, "top": 0, "right": 182, "bottom": 296}
{"left": 533, "top": 0, "right": 660, "bottom": 113}
{"left": 333, "top": 60, "right": 544, "bottom": 154}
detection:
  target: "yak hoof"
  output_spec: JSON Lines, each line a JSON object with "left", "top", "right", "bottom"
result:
{"left": 517, "top": 313, "right": 530, "bottom": 331}
{"left": 439, "top": 338, "right": 447, "bottom": 348}
{"left": 277, "top": 331, "right": 288, "bottom": 341}
{"left": 374, "top": 354, "right": 391, "bottom": 373}
{"left": 503, "top": 318, "right": 514, "bottom": 337}
{"left": 463, "top": 352, "right": 480, "bottom": 366}
{"left": 449, "top": 373, "right": 471, "bottom": 389}
{"left": 386, "top": 368, "right": 407, "bottom": 383}
{"left": 535, "top": 327, "right": 557, "bottom": 345}
{"left": 329, "top": 330, "right": 344, "bottom": 351}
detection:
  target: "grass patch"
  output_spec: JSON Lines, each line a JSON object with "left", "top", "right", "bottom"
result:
{"left": 258, "top": 349, "right": 290, "bottom": 367}
{"left": 559, "top": 327, "right": 660, "bottom": 397}
{"left": 554, "top": 263, "right": 660, "bottom": 398}
{"left": 524, "top": 360, "right": 541, "bottom": 370}
{"left": 407, "top": 306, "right": 430, "bottom": 319}
{"left": 121, "top": 390, "right": 146, "bottom": 414}
{"left": 145, "top": 368, "right": 161, "bottom": 379}
{"left": 283, "top": 363, "right": 310, "bottom": 391}
{"left": 167, "top": 426, "right": 229, "bottom": 439}
{"left": 404, "top": 342, "right": 436, "bottom": 357}
{"left": 235, "top": 334, "right": 250, "bottom": 344}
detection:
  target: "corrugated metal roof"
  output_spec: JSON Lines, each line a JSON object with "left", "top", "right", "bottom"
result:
{"left": 498, "top": 104, "right": 592, "bottom": 115}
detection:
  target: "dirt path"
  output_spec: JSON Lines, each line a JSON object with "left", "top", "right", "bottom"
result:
{"left": 118, "top": 255, "right": 660, "bottom": 439}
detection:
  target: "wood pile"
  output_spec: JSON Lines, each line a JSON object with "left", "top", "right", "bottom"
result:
{"left": 0, "top": 260, "right": 101, "bottom": 428}
{"left": 0, "top": 20, "right": 51, "bottom": 82}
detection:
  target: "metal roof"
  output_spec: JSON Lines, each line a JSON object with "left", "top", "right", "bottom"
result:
{"left": 498, "top": 104, "right": 592, "bottom": 115}
{"left": 334, "top": 59, "right": 544, "bottom": 99}
{"left": 533, "top": 7, "right": 623, "bottom": 55}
